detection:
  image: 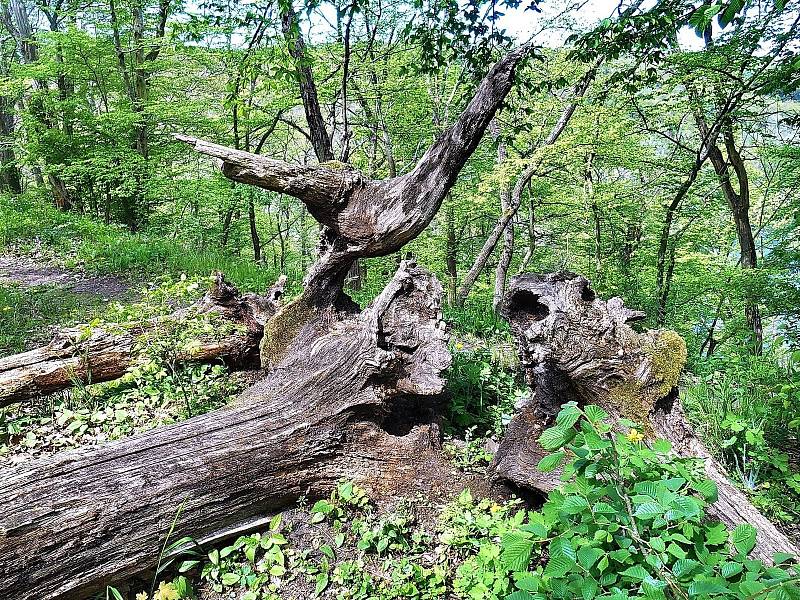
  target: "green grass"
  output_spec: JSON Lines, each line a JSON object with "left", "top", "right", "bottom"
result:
{"left": 0, "top": 194, "right": 291, "bottom": 295}
{"left": 0, "top": 284, "right": 106, "bottom": 356}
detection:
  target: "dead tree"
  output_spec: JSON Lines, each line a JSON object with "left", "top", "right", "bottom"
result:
{"left": 0, "top": 273, "right": 286, "bottom": 407}
{"left": 0, "top": 261, "right": 451, "bottom": 599}
{"left": 491, "top": 272, "right": 799, "bottom": 564}
{"left": 0, "top": 44, "right": 533, "bottom": 599}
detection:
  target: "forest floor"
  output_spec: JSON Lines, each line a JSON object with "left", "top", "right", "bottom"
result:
{"left": 1, "top": 224, "right": 798, "bottom": 600}
{"left": 0, "top": 252, "right": 132, "bottom": 298}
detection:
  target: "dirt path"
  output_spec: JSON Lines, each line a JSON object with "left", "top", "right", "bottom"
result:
{"left": 0, "top": 254, "right": 131, "bottom": 298}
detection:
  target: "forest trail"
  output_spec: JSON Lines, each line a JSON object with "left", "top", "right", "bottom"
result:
{"left": 0, "top": 253, "right": 131, "bottom": 299}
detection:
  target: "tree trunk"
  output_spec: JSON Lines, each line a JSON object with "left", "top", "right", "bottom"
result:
{"left": 0, "top": 95, "right": 22, "bottom": 194}
{"left": 491, "top": 119, "right": 513, "bottom": 314}
{"left": 0, "top": 273, "right": 285, "bottom": 407}
{"left": 491, "top": 272, "right": 799, "bottom": 564}
{"left": 248, "top": 189, "right": 261, "bottom": 262}
{"left": 177, "top": 42, "right": 533, "bottom": 313}
{"left": 0, "top": 261, "right": 451, "bottom": 600}
{"left": 444, "top": 199, "right": 458, "bottom": 306}
{"left": 455, "top": 62, "right": 599, "bottom": 306}
{"left": 708, "top": 122, "right": 762, "bottom": 354}
{"left": 0, "top": 46, "right": 534, "bottom": 598}
{"left": 280, "top": 2, "right": 335, "bottom": 163}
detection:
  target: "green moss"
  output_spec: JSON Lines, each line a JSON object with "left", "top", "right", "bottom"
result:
{"left": 609, "top": 380, "right": 654, "bottom": 432}
{"left": 646, "top": 330, "right": 688, "bottom": 396}
{"left": 319, "top": 160, "right": 349, "bottom": 171}
{"left": 607, "top": 330, "right": 687, "bottom": 435}
{"left": 259, "top": 296, "right": 315, "bottom": 368}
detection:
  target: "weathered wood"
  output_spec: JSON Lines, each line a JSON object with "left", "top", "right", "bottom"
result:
{"left": 0, "top": 261, "right": 451, "bottom": 600}
{"left": 178, "top": 43, "right": 533, "bottom": 309}
{"left": 491, "top": 271, "right": 799, "bottom": 563}
{"left": 0, "top": 273, "right": 285, "bottom": 406}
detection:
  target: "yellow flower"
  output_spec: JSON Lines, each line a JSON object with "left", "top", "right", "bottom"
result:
{"left": 153, "top": 581, "right": 179, "bottom": 600}
{"left": 626, "top": 429, "right": 645, "bottom": 443}
{"left": 136, "top": 593, "right": 149, "bottom": 600}
{"left": 455, "top": 342, "right": 464, "bottom": 350}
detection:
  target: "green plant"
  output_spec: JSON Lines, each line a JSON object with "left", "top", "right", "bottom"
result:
{"left": 354, "top": 503, "right": 421, "bottom": 555}
{"left": 310, "top": 480, "right": 370, "bottom": 525}
{"left": 683, "top": 350, "right": 800, "bottom": 522}
{"left": 445, "top": 427, "right": 496, "bottom": 473}
{"left": 497, "top": 402, "right": 800, "bottom": 600}
{"left": 445, "top": 346, "right": 525, "bottom": 436}
{"left": 194, "top": 514, "right": 289, "bottom": 599}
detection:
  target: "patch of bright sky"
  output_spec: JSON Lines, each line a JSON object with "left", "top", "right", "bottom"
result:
{"left": 500, "top": 0, "right": 704, "bottom": 49}
{"left": 304, "top": 0, "right": 706, "bottom": 50}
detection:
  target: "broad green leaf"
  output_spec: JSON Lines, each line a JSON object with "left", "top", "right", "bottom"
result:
{"left": 584, "top": 405, "right": 608, "bottom": 423}
{"left": 720, "top": 561, "right": 743, "bottom": 578}
{"left": 652, "top": 439, "right": 672, "bottom": 454}
{"left": 688, "top": 579, "right": 729, "bottom": 596}
{"left": 577, "top": 546, "right": 604, "bottom": 570}
{"left": 501, "top": 533, "right": 535, "bottom": 571}
{"left": 561, "top": 495, "right": 590, "bottom": 515}
{"left": 620, "top": 565, "right": 650, "bottom": 580}
{"left": 538, "top": 426, "right": 572, "bottom": 451}
{"left": 537, "top": 451, "right": 565, "bottom": 473}
{"left": 549, "top": 536, "right": 576, "bottom": 561}
{"left": 505, "top": 592, "right": 538, "bottom": 600}
{"left": 556, "top": 403, "right": 581, "bottom": 428}
{"left": 672, "top": 559, "right": 699, "bottom": 578}
{"left": 315, "top": 573, "right": 329, "bottom": 596}
{"left": 732, "top": 523, "right": 757, "bottom": 556}
{"left": 691, "top": 479, "right": 719, "bottom": 502}
{"left": 634, "top": 502, "right": 663, "bottom": 518}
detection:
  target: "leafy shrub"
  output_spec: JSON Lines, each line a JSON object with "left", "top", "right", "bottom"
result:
{"left": 683, "top": 350, "right": 800, "bottom": 521}
{"left": 497, "top": 402, "right": 800, "bottom": 600}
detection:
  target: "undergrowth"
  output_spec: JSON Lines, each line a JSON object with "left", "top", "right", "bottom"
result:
{"left": 0, "top": 276, "right": 244, "bottom": 463}
{"left": 134, "top": 405, "right": 800, "bottom": 600}
{"left": 682, "top": 349, "right": 800, "bottom": 524}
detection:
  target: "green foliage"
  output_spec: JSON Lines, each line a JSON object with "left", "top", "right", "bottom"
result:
{"left": 683, "top": 350, "right": 800, "bottom": 521}
{"left": 496, "top": 402, "right": 800, "bottom": 600}
{"left": 445, "top": 345, "right": 525, "bottom": 436}
{"left": 0, "top": 282, "right": 105, "bottom": 355}
{"left": 0, "top": 276, "right": 242, "bottom": 463}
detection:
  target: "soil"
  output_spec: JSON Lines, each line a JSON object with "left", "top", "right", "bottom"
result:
{"left": 0, "top": 254, "right": 131, "bottom": 299}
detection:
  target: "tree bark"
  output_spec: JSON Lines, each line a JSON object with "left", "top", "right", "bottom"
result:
{"left": 0, "top": 95, "right": 22, "bottom": 194}
{"left": 177, "top": 42, "right": 533, "bottom": 313}
{"left": 491, "top": 272, "right": 799, "bottom": 564}
{"left": 491, "top": 119, "right": 514, "bottom": 314}
{"left": 0, "top": 273, "right": 286, "bottom": 407}
{"left": 0, "top": 46, "right": 534, "bottom": 598}
{"left": 280, "top": 2, "right": 335, "bottom": 163}
{"left": 0, "top": 261, "right": 451, "bottom": 600}
{"left": 702, "top": 118, "right": 763, "bottom": 353}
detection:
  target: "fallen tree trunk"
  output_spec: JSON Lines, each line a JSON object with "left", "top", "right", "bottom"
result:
{"left": 491, "top": 271, "right": 799, "bottom": 563}
{"left": 0, "top": 45, "right": 532, "bottom": 599}
{"left": 0, "top": 273, "right": 285, "bottom": 406}
{"left": 0, "top": 261, "right": 451, "bottom": 600}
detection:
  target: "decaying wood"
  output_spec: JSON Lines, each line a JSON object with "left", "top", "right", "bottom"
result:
{"left": 177, "top": 42, "right": 532, "bottom": 309}
{"left": 0, "top": 273, "right": 286, "bottom": 407}
{"left": 0, "top": 46, "right": 532, "bottom": 599}
{"left": 0, "top": 260, "right": 451, "bottom": 600}
{"left": 491, "top": 271, "right": 799, "bottom": 563}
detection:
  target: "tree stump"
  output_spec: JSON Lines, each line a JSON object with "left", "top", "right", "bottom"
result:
{"left": 491, "top": 272, "right": 799, "bottom": 563}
